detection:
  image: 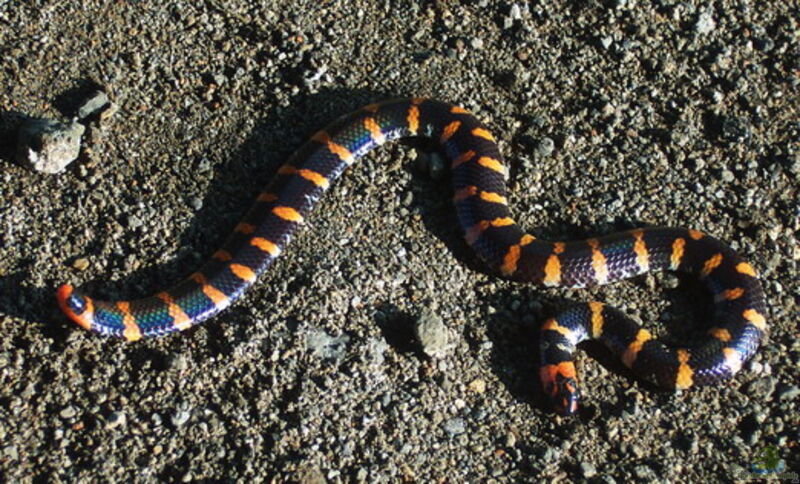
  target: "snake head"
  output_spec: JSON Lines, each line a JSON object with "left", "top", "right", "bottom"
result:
{"left": 539, "top": 362, "right": 580, "bottom": 416}
{"left": 56, "top": 284, "right": 95, "bottom": 331}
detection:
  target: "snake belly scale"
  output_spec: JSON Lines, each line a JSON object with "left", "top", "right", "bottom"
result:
{"left": 57, "top": 98, "right": 767, "bottom": 415}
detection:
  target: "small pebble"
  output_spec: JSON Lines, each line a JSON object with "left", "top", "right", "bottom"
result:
{"left": 441, "top": 417, "right": 466, "bottom": 436}
{"left": 535, "top": 137, "right": 555, "bottom": 157}
{"left": 3, "top": 445, "right": 18, "bottom": 460}
{"left": 745, "top": 377, "right": 776, "bottom": 399}
{"left": 306, "top": 328, "right": 350, "bottom": 361}
{"left": 16, "top": 118, "right": 85, "bottom": 174}
{"left": 695, "top": 11, "right": 716, "bottom": 34}
{"left": 60, "top": 406, "right": 78, "bottom": 419}
{"left": 171, "top": 409, "right": 191, "bottom": 427}
{"left": 467, "top": 378, "right": 486, "bottom": 393}
{"left": 169, "top": 355, "right": 189, "bottom": 372}
{"left": 778, "top": 385, "right": 800, "bottom": 401}
{"left": 415, "top": 309, "right": 452, "bottom": 359}
{"left": 580, "top": 462, "right": 597, "bottom": 478}
{"left": 721, "top": 170, "right": 735, "bottom": 183}
{"left": 72, "top": 258, "right": 90, "bottom": 271}
{"left": 106, "top": 411, "right": 126, "bottom": 429}
{"left": 77, "top": 90, "right": 110, "bottom": 120}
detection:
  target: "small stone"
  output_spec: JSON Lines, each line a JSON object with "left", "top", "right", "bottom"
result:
{"left": 580, "top": 462, "right": 597, "bottom": 478}
{"left": 16, "top": 118, "right": 85, "bottom": 174}
{"left": 171, "top": 409, "right": 191, "bottom": 427}
{"left": 72, "top": 258, "right": 90, "bottom": 271}
{"left": 415, "top": 309, "right": 451, "bottom": 359}
{"left": 441, "top": 417, "right": 466, "bottom": 436}
{"left": 634, "top": 465, "right": 657, "bottom": 480}
{"left": 695, "top": 10, "right": 716, "bottom": 34}
{"left": 470, "top": 37, "right": 484, "bottom": 50}
{"left": 467, "top": 378, "right": 486, "bottom": 393}
{"left": 3, "top": 445, "right": 18, "bottom": 460}
{"left": 745, "top": 377, "right": 776, "bottom": 399}
{"left": 504, "top": 432, "right": 517, "bottom": 447}
{"left": 60, "top": 406, "right": 78, "bottom": 419}
{"left": 169, "top": 355, "right": 189, "bottom": 372}
{"left": 778, "top": 385, "right": 800, "bottom": 401}
{"left": 295, "top": 465, "right": 326, "bottom": 484}
{"left": 306, "top": 328, "right": 350, "bottom": 361}
{"left": 77, "top": 90, "right": 110, "bottom": 120}
{"left": 721, "top": 170, "right": 735, "bottom": 183}
{"left": 535, "top": 137, "right": 555, "bottom": 157}
{"left": 212, "top": 73, "right": 227, "bottom": 86}
{"left": 600, "top": 36, "right": 613, "bottom": 49}
{"left": 127, "top": 215, "right": 143, "bottom": 229}
{"left": 189, "top": 197, "right": 203, "bottom": 210}
{"left": 106, "top": 411, "right": 126, "bottom": 429}
{"left": 719, "top": 116, "right": 750, "bottom": 143}
{"left": 693, "top": 158, "right": 706, "bottom": 172}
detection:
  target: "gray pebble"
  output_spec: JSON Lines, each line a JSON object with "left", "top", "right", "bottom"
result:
{"left": 535, "top": 137, "right": 555, "bottom": 157}
{"left": 106, "top": 411, "right": 126, "bottom": 429}
{"left": 306, "top": 328, "right": 350, "bottom": 361}
{"left": 59, "top": 406, "right": 78, "bottom": 419}
{"left": 415, "top": 309, "right": 452, "bottom": 359}
{"left": 441, "top": 417, "right": 466, "bottom": 436}
{"left": 580, "top": 462, "right": 597, "bottom": 478}
{"left": 778, "top": 384, "right": 800, "bottom": 401}
{"left": 695, "top": 11, "right": 716, "bottom": 34}
{"left": 169, "top": 354, "right": 190, "bottom": 372}
{"left": 127, "top": 215, "right": 143, "bottom": 229}
{"left": 745, "top": 377, "right": 777, "bottom": 399}
{"left": 171, "top": 409, "right": 191, "bottom": 427}
{"left": 3, "top": 445, "right": 18, "bottom": 460}
{"left": 504, "top": 431, "right": 516, "bottom": 447}
{"left": 16, "top": 118, "right": 85, "bottom": 174}
{"left": 77, "top": 90, "right": 110, "bottom": 120}
{"left": 721, "top": 170, "right": 735, "bottom": 183}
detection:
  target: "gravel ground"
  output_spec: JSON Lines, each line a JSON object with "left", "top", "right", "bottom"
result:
{"left": 1, "top": 1, "right": 798, "bottom": 481}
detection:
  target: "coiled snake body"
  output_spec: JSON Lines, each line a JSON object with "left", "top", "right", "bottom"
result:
{"left": 57, "top": 99, "right": 767, "bottom": 414}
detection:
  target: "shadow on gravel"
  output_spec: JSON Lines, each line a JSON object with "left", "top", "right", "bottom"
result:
{"left": 0, "top": 108, "right": 26, "bottom": 164}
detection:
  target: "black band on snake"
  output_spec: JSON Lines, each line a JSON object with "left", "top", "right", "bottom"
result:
{"left": 56, "top": 98, "right": 767, "bottom": 415}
